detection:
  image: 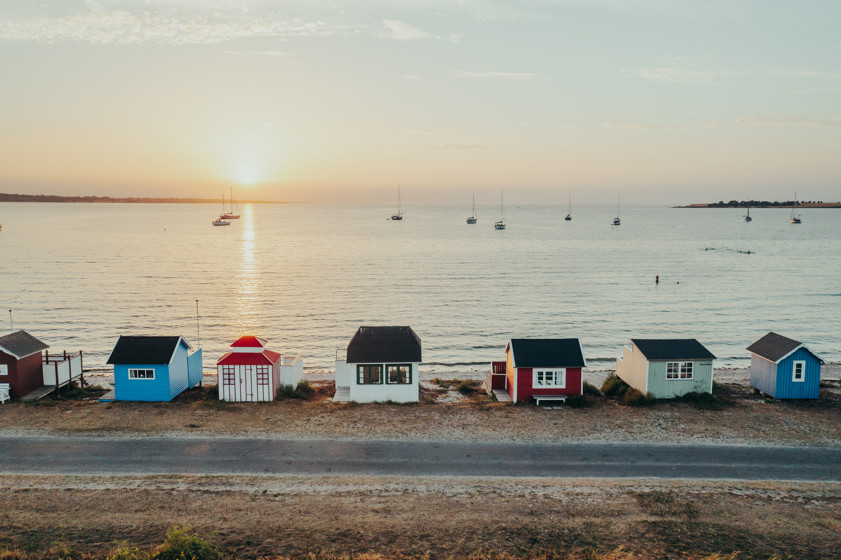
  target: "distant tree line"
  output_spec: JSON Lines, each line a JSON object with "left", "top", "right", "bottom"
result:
{"left": 707, "top": 200, "right": 823, "bottom": 208}
{"left": 0, "top": 193, "right": 281, "bottom": 203}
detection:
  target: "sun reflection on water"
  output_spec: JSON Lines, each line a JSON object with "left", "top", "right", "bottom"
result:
{"left": 234, "top": 204, "right": 261, "bottom": 331}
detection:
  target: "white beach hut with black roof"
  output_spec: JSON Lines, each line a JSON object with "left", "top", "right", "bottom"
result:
{"left": 333, "top": 326, "right": 421, "bottom": 403}
{"left": 615, "top": 338, "right": 716, "bottom": 398}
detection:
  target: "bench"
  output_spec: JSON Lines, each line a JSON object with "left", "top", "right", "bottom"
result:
{"left": 534, "top": 395, "right": 567, "bottom": 406}
{"left": 0, "top": 383, "right": 10, "bottom": 404}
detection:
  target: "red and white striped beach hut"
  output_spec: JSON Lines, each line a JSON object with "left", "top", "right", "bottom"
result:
{"left": 216, "top": 336, "right": 303, "bottom": 402}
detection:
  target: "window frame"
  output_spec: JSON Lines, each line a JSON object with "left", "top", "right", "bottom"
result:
{"left": 256, "top": 365, "right": 270, "bottom": 386}
{"left": 666, "top": 362, "right": 694, "bottom": 380}
{"left": 386, "top": 364, "right": 412, "bottom": 385}
{"left": 792, "top": 360, "right": 806, "bottom": 383}
{"left": 357, "top": 364, "right": 383, "bottom": 385}
{"left": 221, "top": 365, "right": 236, "bottom": 386}
{"left": 128, "top": 368, "right": 155, "bottom": 380}
{"left": 532, "top": 368, "right": 566, "bottom": 388}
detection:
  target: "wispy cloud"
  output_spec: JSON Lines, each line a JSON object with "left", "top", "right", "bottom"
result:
{"left": 456, "top": 71, "right": 536, "bottom": 80}
{"left": 410, "top": 129, "right": 460, "bottom": 135}
{"left": 736, "top": 115, "right": 841, "bottom": 127}
{"left": 251, "top": 50, "right": 290, "bottom": 57}
{"left": 601, "top": 122, "right": 687, "bottom": 130}
{"left": 0, "top": 10, "right": 355, "bottom": 45}
{"left": 620, "top": 67, "right": 738, "bottom": 84}
{"left": 381, "top": 19, "right": 428, "bottom": 41}
{"left": 420, "top": 144, "right": 491, "bottom": 150}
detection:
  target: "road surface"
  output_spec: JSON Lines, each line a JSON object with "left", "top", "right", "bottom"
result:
{"left": 1, "top": 437, "right": 839, "bottom": 480}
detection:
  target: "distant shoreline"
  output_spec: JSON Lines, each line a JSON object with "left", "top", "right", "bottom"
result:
{"left": 676, "top": 200, "right": 841, "bottom": 208}
{"left": 0, "top": 193, "right": 286, "bottom": 204}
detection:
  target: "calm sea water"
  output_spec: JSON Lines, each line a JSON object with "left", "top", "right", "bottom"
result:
{"left": 1, "top": 202, "right": 839, "bottom": 374}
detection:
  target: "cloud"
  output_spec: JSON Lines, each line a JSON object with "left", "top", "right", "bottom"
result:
{"left": 410, "top": 129, "right": 460, "bottom": 135}
{"left": 601, "top": 122, "right": 687, "bottom": 130}
{"left": 736, "top": 115, "right": 841, "bottom": 127}
{"left": 456, "top": 71, "right": 536, "bottom": 80}
{"left": 251, "top": 50, "right": 290, "bottom": 57}
{"left": 0, "top": 9, "right": 355, "bottom": 45}
{"left": 420, "top": 144, "right": 491, "bottom": 150}
{"left": 381, "top": 19, "right": 428, "bottom": 41}
{"left": 620, "top": 67, "right": 738, "bottom": 84}
{"left": 402, "top": 74, "right": 423, "bottom": 81}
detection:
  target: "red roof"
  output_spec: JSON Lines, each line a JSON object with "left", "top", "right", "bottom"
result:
{"left": 217, "top": 349, "right": 281, "bottom": 366}
{"left": 231, "top": 335, "right": 267, "bottom": 348}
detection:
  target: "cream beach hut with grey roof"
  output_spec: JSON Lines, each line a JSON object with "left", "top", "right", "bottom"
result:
{"left": 615, "top": 339, "right": 716, "bottom": 398}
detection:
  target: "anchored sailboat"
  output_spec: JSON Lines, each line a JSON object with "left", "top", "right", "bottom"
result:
{"left": 466, "top": 194, "right": 477, "bottom": 224}
{"left": 612, "top": 196, "right": 621, "bottom": 226}
{"left": 221, "top": 187, "right": 240, "bottom": 219}
{"left": 494, "top": 190, "right": 506, "bottom": 230}
{"left": 391, "top": 185, "right": 403, "bottom": 220}
{"left": 565, "top": 193, "right": 572, "bottom": 221}
{"left": 790, "top": 193, "right": 802, "bottom": 224}
{"left": 744, "top": 207, "right": 752, "bottom": 222}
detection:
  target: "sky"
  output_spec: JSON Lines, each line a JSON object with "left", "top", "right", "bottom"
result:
{"left": 0, "top": 0, "right": 839, "bottom": 205}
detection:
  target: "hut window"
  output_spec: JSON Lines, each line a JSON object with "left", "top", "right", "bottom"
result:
{"left": 533, "top": 369, "right": 566, "bottom": 388}
{"left": 256, "top": 366, "right": 270, "bottom": 386}
{"left": 357, "top": 364, "right": 383, "bottom": 384}
{"left": 792, "top": 361, "right": 805, "bottom": 382}
{"left": 0, "top": 364, "right": 7, "bottom": 376}
{"left": 128, "top": 368, "right": 155, "bottom": 380}
{"left": 222, "top": 366, "right": 236, "bottom": 385}
{"left": 666, "top": 362, "right": 680, "bottom": 379}
{"left": 387, "top": 364, "right": 411, "bottom": 384}
{"left": 680, "top": 362, "right": 694, "bottom": 379}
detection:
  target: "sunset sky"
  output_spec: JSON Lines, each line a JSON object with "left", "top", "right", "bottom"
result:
{"left": 1, "top": 1, "right": 839, "bottom": 204}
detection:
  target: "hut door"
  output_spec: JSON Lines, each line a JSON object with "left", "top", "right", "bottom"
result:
{"left": 244, "top": 365, "right": 257, "bottom": 401}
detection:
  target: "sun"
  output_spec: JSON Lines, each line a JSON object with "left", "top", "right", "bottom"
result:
{"left": 235, "top": 165, "right": 259, "bottom": 186}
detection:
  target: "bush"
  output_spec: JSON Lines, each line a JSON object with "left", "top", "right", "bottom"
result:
{"left": 456, "top": 381, "right": 475, "bottom": 395}
{"left": 151, "top": 526, "right": 222, "bottom": 560}
{"left": 204, "top": 384, "right": 219, "bottom": 400}
{"left": 676, "top": 391, "right": 730, "bottom": 410}
{"left": 276, "top": 380, "right": 314, "bottom": 400}
{"left": 582, "top": 381, "right": 601, "bottom": 397}
{"left": 601, "top": 374, "right": 629, "bottom": 398}
{"left": 566, "top": 394, "right": 594, "bottom": 408}
{"left": 621, "top": 388, "right": 656, "bottom": 407}
{"left": 108, "top": 546, "right": 150, "bottom": 560}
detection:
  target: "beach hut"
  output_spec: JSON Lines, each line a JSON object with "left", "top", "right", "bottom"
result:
{"left": 747, "top": 332, "right": 823, "bottom": 399}
{"left": 216, "top": 335, "right": 303, "bottom": 402}
{"left": 333, "top": 326, "right": 421, "bottom": 403}
{"left": 487, "top": 338, "right": 586, "bottom": 404}
{"left": 107, "top": 335, "right": 203, "bottom": 401}
{"left": 615, "top": 339, "right": 715, "bottom": 398}
{"left": 0, "top": 330, "right": 49, "bottom": 399}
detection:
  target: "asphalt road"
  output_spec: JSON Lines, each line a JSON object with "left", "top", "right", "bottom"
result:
{"left": 1, "top": 437, "right": 839, "bottom": 480}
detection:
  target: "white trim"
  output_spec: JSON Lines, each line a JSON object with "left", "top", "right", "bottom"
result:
{"left": 532, "top": 368, "right": 566, "bottom": 388}
{"left": 128, "top": 368, "right": 155, "bottom": 380}
{"left": 0, "top": 364, "right": 8, "bottom": 376}
{"left": 578, "top": 339, "right": 588, "bottom": 367}
{"left": 792, "top": 360, "right": 806, "bottom": 383}
{"left": 752, "top": 344, "right": 824, "bottom": 366}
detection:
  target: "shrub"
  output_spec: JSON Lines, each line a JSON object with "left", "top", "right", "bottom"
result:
{"left": 582, "top": 381, "right": 601, "bottom": 397}
{"left": 276, "top": 381, "right": 314, "bottom": 400}
{"left": 621, "top": 388, "right": 656, "bottom": 407}
{"left": 676, "top": 391, "right": 730, "bottom": 410}
{"left": 296, "top": 380, "right": 314, "bottom": 396}
{"left": 566, "top": 394, "right": 594, "bottom": 408}
{"left": 151, "top": 526, "right": 222, "bottom": 560}
{"left": 204, "top": 384, "right": 219, "bottom": 400}
{"left": 457, "top": 381, "right": 475, "bottom": 395}
{"left": 601, "top": 374, "right": 629, "bottom": 398}
{"left": 107, "top": 546, "right": 150, "bottom": 560}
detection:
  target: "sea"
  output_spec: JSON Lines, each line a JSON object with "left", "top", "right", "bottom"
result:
{"left": 1, "top": 202, "right": 839, "bottom": 375}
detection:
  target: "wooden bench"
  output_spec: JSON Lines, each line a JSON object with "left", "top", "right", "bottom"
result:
{"left": 0, "top": 383, "right": 10, "bottom": 404}
{"left": 534, "top": 395, "right": 567, "bottom": 406}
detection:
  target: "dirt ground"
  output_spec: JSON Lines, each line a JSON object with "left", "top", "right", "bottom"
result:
{"left": 1, "top": 372, "right": 840, "bottom": 446}
{"left": 1, "top": 474, "right": 840, "bottom": 559}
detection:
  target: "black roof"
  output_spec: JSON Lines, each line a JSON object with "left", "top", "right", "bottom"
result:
{"left": 0, "top": 330, "right": 49, "bottom": 359}
{"left": 509, "top": 338, "right": 586, "bottom": 368}
{"left": 747, "top": 332, "right": 822, "bottom": 363}
{"left": 631, "top": 339, "right": 716, "bottom": 361}
{"left": 107, "top": 336, "right": 186, "bottom": 365}
{"left": 346, "top": 326, "right": 422, "bottom": 363}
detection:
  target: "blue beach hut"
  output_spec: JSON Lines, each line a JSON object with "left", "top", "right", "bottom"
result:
{"left": 747, "top": 332, "right": 823, "bottom": 399}
{"left": 107, "top": 335, "right": 203, "bottom": 401}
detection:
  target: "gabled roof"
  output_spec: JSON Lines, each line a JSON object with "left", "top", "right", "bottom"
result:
{"left": 746, "top": 332, "right": 824, "bottom": 364}
{"left": 507, "top": 338, "right": 586, "bottom": 368}
{"left": 346, "top": 326, "right": 422, "bottom": 364}
{"left": 231, "top": 336, "right": 267, "bottom": 348}
{"left": 0, "top": 330, "right": 49, "bottom": 359}
{"left": 631, "top": 339, "right": 716, "bottom": 361}
{"left": 217, "top": 349, "right": 281, "bottom": 366}
{"left": 106, "top": 335, "right": 190, "bottom": 365}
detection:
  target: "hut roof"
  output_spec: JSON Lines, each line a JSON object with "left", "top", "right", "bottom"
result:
{"left": 631, "top": 339, "right": 716, "bottom": 361}
{"left": 0, "top": 330, "right": 49, "bottom": 359}
{"left": 346, "top": 326, "right": 422, "bottom": 363}
{"left": 107, "top": 335, "right": 189, "bottom": 365}
{"left": 507, "top": 338, "right": 586, "bottom": 368}
{"left": 747, "top": 332, "right": 824, "bottom": 364}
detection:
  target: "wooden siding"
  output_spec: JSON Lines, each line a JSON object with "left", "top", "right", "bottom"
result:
{"left": 749, "top": 354, "right": 777, "bottom": 396}
{"left": 776, "top": 348, "right": 821, "bottom": 399}
{"left": 167, "top": 342, "right": 190, "bottom": 399}
{"left": 506, "top": 348, "right": 517, "bottom": 402}
{"left": 114, "top": 364, "right": 172, "bottom": 401}
{"left": 516, "top": 367, "right": 582, "bottom": 402}
{"left": 647, "top": 360, "right": 713, "bottom": 398}
{"left": 615, "top": 344, "right": 649, "bottom": 394}
{"left": 0, "top": 351, "right": 43, "bottom": 399}
{"left": 187, "top": 349, "right": 203, "bottom": 388}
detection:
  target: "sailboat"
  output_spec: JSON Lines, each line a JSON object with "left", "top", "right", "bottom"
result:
{"left": 744, "top": 207, "right": 752, "bottom": 222}
{"left": 790, "top": 193, "right": 802, "bottom": 224}
{"left": 220, "top": 187, "right": 240, "bottom": 219}
{"left": 391, "top": 185, "right": 403, "bottom": 220}
{"left": 466, "top": 194, "right": 477, "bottom": 224}
{"left": 612, "top": 196, "right": 621, "bottom": 226}
{"left": 212, "top": 216, "right": 230, "bottom": 226}
{"left": 494, "top": 190, "right": 506, "bottom": 230}
{"left": 565, "top": 193, "right": 572, "bottom": 221}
